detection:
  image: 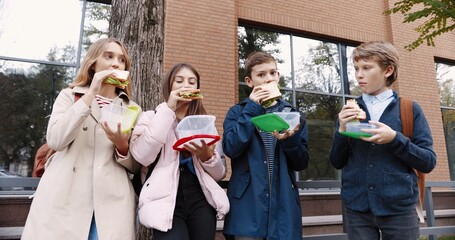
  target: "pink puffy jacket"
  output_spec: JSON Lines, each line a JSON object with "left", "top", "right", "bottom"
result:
{"left": 130, "top": 102, "right": 229, "bottom": 231}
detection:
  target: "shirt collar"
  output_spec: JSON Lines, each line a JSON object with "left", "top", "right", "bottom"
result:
{"left": 362, "top": 89, "right": 393, "bottom": 104}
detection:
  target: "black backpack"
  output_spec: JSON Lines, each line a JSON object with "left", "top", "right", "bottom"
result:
{"left": 132, "top": 149, "right": 161, "bottom": 197}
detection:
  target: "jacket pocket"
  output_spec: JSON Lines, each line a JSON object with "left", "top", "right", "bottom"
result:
{"left": 229, "top": 172, "right": 250, "bottom": 199}
{"left": 382, "top": 169, "right": 414, "bottom": 205}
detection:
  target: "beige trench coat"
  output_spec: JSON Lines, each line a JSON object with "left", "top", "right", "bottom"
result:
{"left": 22, "top": 86, "right": 141, "bottom": 240}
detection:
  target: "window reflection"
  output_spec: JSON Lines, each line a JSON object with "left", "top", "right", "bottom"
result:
{"left": 293, "top": 37, "right": 342, "bottom": 94}
{"left": 442, "top": 109, "right": 455, "bottom": 180}
{"left": 0, "top": 0, "right": 82, "bottom": 62}
{"left": 237, "top": 26, "right": 359, "bottom": 181}
{"left": 239, "top": 84, "right": 250, "bottom": 103}
{"left": 436, "top": 63, "right": 455, "bottom": 107}
{"left": 346, "top": 46, "right": 362, "bottom": 96}
{"left": 0, "top": 61, "right": 75, "bottom": 175}
{"left": 296, "top": 92, "right": 341, "bottom": 180}
{"left": 437, "top": 61, "right": 455, "bottom": 180}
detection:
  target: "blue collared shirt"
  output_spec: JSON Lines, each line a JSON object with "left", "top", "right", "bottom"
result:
{"left": 363, "top": 89, "right": 394, "bottom": 121}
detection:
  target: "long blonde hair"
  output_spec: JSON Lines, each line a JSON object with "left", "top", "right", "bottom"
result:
{"left": 71, "top": 38, "right": 133, "bottom": 96}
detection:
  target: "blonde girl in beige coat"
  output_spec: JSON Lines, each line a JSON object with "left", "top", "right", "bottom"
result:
{"left": 22, "top": 38, "right": 141, "bottom": 240}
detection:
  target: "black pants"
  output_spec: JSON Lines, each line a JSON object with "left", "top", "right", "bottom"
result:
{"left": 153, "top": 165, "right": 217, "bottom": 240}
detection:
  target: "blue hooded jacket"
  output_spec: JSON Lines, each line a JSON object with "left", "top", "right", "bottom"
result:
{"left": 222, "top": 98, "right": 309, "bottom": 239}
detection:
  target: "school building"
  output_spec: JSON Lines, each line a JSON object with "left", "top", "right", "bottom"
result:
{"left": 163, "top": 0, "right": 455, "bottom": 182}
{"left": 1, "top": 0, "right": 455, "bottom": 238}
{"left": 0, "top": 0, "right": 454, "bottom": 182}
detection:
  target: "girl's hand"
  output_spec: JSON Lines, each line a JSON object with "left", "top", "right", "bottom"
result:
{"left": 183, "top": 140, "right": 215, "bottom": 162}
{"left": 167, "top": 87, "right": 193, "bottom": 111}
{"left": 337, "top": 104, "right": 362, "bottom": 132}
{"left": 360, "top": 121, "right": 396, "bottom": 144}
{"left": 101, "top": 121, "right": 131, "bottom": 155}
{"left": 88, "top": 69, "right": 116, "bottom": 95}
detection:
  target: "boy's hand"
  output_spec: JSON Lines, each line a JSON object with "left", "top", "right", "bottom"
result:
{"left": 249, "top": 85, "right": 270, "bottom": 105}
{"left": 272, "top": 124, "right": 299, "bottom": 140}
{"left": 338, "top": 104, "right": 362, "bottom": 132}
{"left": 360, "top": 121, "right": 396, "bottom": 144}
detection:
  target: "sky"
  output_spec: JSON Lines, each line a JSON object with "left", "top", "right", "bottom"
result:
{"left": 0, "top": 0, "right": 82, "bottom": 60}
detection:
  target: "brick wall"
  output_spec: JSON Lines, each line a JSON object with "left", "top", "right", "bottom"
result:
{"left": 164, "top": 0, "right": 454, "bottom": 181}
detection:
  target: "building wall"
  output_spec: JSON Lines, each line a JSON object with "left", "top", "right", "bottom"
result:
{"left": 164, "top": 0, "right": 454, "bottom": 181}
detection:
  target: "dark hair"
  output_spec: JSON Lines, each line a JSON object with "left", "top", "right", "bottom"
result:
{"left": 352, "top": 41, "right": 399, "bottom": 87}
{"left": 162, "top": 63, "right": 207, "bottom": 116}
{"left": 244, "top": 51, "right": 277, "bottom": 78}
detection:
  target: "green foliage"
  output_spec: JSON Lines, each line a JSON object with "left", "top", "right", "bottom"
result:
{"left": 0, "top": 46, "right": 75, "bottom": 173}
{"left": 237, "top": 26, "right": 283, "bottom": 100}
{"left": 238, "top": 27, "right": 281, "bottom": 66}
{"left": 384, "top": 0, "right": 455, "bottom": 51}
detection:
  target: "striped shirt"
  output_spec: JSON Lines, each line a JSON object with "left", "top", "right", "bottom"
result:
{"left": 95, "top": 94, "right": 113, "bottom": 108}
{"left": 258, "top": 104, "right": 280, "bottom": 181}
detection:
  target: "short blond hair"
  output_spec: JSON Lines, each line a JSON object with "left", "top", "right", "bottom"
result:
{"left": 352, "top": 41, "right": 399, "bottom": 87}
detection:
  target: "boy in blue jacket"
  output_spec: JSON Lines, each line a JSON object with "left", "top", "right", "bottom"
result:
{"left": 329, "top": 41, "right": 436, "bottom": 240}
{"left": 222, "top": 51, "right": 309, "bottom": 240}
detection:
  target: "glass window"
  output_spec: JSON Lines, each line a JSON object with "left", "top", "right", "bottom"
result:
{"left": 442, "top": 109, "right": 455, "bottom": 180}
{"left": 237, "top": 26, "right": 358, "bottom": 181}
{"left": 346, "top": 46, "right": 362, "bottom": 96}
{"left": 0, "top": 0, "right": 83, "bottom": 62}
{"left": 436, "top": 63, "right": 455, "bottom": 107}
{"left": 0, "top": 61, "right": 75, "bottom": 175}
{"left": 436, "top": 62, "right": 455, "bottom": 180}
{"left": 296, "top": 92, "right": 341, "bottom": 180}
{"left": 0, "top": 0, "right": 110, "bottom": 177}
{"left": 293, "top": 37, "right": 342, "bottom": 95}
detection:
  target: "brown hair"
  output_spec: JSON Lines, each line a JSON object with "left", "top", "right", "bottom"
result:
{"left": 162, "top": 63, "right": 207, "bottom": 116}
{"left": 71, "top": 38, "right": 133, "bottom": 96}
{"left": 244, "top": 51, "right": 277, "bottom": 78}
{"left": 352, "top": 41, "right": 399, "bottom": 87}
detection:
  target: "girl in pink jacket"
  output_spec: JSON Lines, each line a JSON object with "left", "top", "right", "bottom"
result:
{"left": 130, "top": 63, "right": 229, "bottom": 240}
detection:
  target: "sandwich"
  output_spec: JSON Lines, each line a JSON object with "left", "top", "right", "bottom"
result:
{"left": 260, "top": 82, "right": 282, "bottom": 107}
{"left": 179, "top": 89, "right": 203, "bottom": 100}
{"left": 346, "top": 99, "right": 366, "bottom": 120}
{"left": 104, "top": 70, "right": 130, "bottom": 89}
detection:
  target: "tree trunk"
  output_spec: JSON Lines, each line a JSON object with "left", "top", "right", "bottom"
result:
{"left": 109, "top": 0, "right": 165, "bottom": 110}
{"left": 109, "top": 0, "right": 165, "bottom": 239}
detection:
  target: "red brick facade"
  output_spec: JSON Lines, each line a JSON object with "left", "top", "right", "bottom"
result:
{"left": 163, "top": 0, "right": 455, "bottom": 181}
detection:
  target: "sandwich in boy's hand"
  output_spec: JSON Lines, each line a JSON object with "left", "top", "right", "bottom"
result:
{"left": 104, "top": 70, "right": 130, "bottom": 89}
{"left": 179, "top": 89, "right": 203, "bottom": 100}
{"left": 260, "top": 82, "right": 282, "bottom": 107}
{"left": 346, "top": 99, "right": 366, "bottom": 120}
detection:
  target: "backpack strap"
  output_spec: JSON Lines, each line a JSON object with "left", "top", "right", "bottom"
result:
{"left": 400, "top": 97, "right": 426, "bottom": 223}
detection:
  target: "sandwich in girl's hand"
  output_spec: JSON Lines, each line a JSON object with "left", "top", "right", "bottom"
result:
{"left": 104, "top": 70, "right": 130, "bottom": 89}
{"left": 346, "top": 99, "right": 366, "bottom": 120}
{"left": 179, "top": 89, "right": 203, "bottom": 100}
{"left": 260, "top": 82, "right": 282, "bottom": 107}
